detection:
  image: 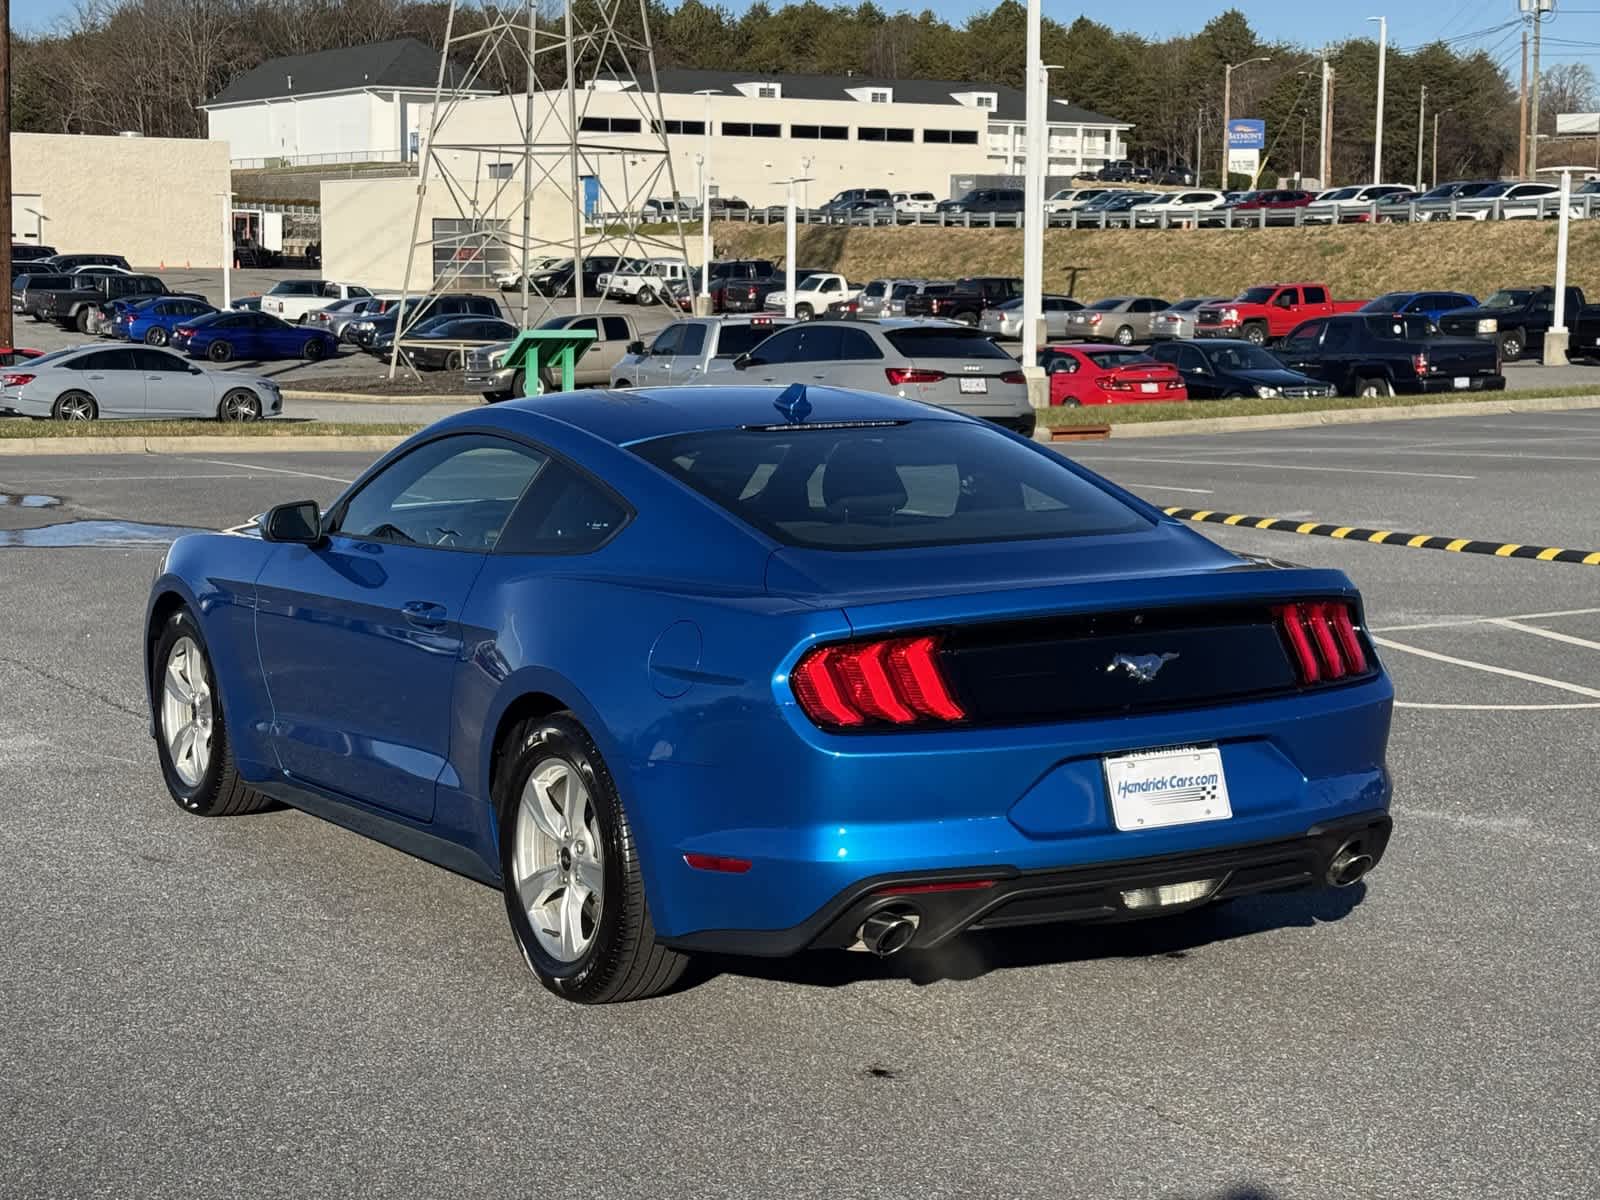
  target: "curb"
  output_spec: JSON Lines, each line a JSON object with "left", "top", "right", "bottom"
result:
{"left": 281, "top": 389, "right": 469, "bottom": 404}
{"left": 1043, "top": 393, "right": 1600, "bottom": 439}
{"left": 0, "top": 434, "right": 410, "bottom": 457}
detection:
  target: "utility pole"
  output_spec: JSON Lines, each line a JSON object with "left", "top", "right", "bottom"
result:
{"left": 1319, "top": 57, "right": 1331, "bottom": 187}
{"left": 1369, "top": 16, "right": 1387, "bottom": 184}
{"left": 0, "top": 0, "right": 13, "bottom": 354}
{"left": 1196, "top": 108, "right": 1204, "bottom": 186}
{"left": 1433, "top": 110, "right": 1442, "bottom": 188}
{"left": 1529, "top": 0, "right": 1545, "bottom": 176}
{"left": 1019, "top": 0, "right": 1047, "bottom": 408}
{"left": 1415, "top": 85, "right": 1427, "bottom": 192}
{"left": 1519, "top": 26, "right": 1529, "bottom": 177}
{"left": 1222, "top": 56, "right": 1271, "bottom": 190}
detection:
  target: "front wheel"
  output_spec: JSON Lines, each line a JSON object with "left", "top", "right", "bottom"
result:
{"left": 1499, "top": 330, "right": 1524, "bottom": 362}
{"left": 444, "top": 350, "right": 464, "bottom": 371}
{"left": 218, "top": 388, "right": 261, "bottom": 422}
{"left": 796, "top": 303, "right": 813, "bottom": 320}
{"left": 497, "top": 713, "right": 688, "bottom": 1004}
{"left": 152, "top": 609, "right": 274, "bottom": 816}
{"left": 1242, "top": 322, "right": 1269, "bottom": 347}
{"left": 1114, "top": 325, "right": 1135, "bottom": 346}
{"left": 636, "top": 288, "right": 658, "bottom": 307}
{"left": 144, "top": 326, "right": 169, "bottom": 346}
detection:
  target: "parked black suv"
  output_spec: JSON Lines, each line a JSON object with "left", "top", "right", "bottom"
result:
{"left": 1276, "top": 312, "right": 1505, "bottom": 397}
{"left": 902, "top": 276, "right": 1022, "bottom": 325}
{"left": 937, "top": 189, "right": 1024, "bottom": 216}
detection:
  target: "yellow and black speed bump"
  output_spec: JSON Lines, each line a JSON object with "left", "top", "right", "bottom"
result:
{"left": 1162, "top": 507, "right": 1600, "bottom": 567}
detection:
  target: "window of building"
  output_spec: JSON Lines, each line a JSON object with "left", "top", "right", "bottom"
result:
{"left": 757, "top": 85, "right": 779, "bottom": 99}
{"left": 924, "top": 129, "right": 978, "bottom": 145}
{"left": 975, "top": 95, "right": 995, "bottom": 109}
{"left": 722, "top": 122, "right": 781, "bottom": 137}
{"left": 858, "top": 127, "right": 913, "bottom": 143}
{"left": 488, "top": 162, "right": 514, "bottom": 180}
{"left": 869, "top": 90, "right": 891, "bottom": 103}
{"left": 578, "top": 116, "right": 641, "bottom": 133}
{"left": 790, "top": 124, "right": 849, "bottom": 140}
{"left": 652, "top": 119, "right": 707, "bottom": 136}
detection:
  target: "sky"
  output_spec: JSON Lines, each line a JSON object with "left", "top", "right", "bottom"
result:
{"left": 13, "top": 0, "right": 1591, "bottom": 73}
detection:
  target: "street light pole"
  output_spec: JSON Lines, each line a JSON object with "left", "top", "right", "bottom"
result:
{"left": 1545, "top": 165, "right": 1572, "bottom": 365}
{"left": 217, "top": 191, "right": 234, "bottom": 308}
{"left": 1319, "top": 56, "right": 1330, "bottom": 186}
{"left": 1414, "top": 84, "right": 1426, "bottom": 192}
{"left": 1529, "top": 1, "right": 1546, "bottom": 175}
{"left": 1369, "top": 16, "right": 1387, "bottom": 184}
{"left": 772, "top": 174, "right": 814, "bottom": 319}
{"left": 1020, "top": 0, "right": 1047, "bottom": 396}
{"left": 693, "top": 88, "right": 716, "bottom": 315}
{"left": 1221, "top": 56, "right": 1270, "bottom": 190}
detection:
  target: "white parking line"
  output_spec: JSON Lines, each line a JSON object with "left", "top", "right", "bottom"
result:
{"left": 1123, "top": 482, "right": 1215, "bottom": 495}
{"left": 171, "top": 457, "right": 356, "bottom": 485}
{"left": 1397, "top": 701, "right": 1600, "bottom": 710}
{"left": 2, "top": 473, "right": 256, "bottom": 484}
{"left": 1372, "top": 636, "right": 1600, "bottom": 699}
{"left": 1488, "top": 619, "right": 1600, "bottom": 652}
{"left": 1375, "top": 607, "right": 1600, "bottom": 633}
{"left": 1100, "top": 456, "right": 1475, "bottom": 480}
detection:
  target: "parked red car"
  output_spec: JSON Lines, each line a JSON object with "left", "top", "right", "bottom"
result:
{"left": 1038, "top": 344, "right": 1188, "bottom": 405}
{"left": 1226, "top": 188, "right": 1315, "bottom": 213}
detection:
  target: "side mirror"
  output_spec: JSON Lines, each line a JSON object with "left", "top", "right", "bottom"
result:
{"left": 188, "top": 366, "right": 203, "bottom": 375}
{"left": 627, "top": 340, "right": 645, "bottom": 356}
{"left": 733, "top": 353, "right": 752, "bottom": 370}
{"left": 262, "top": 500, "right": 323, "bottom": 546}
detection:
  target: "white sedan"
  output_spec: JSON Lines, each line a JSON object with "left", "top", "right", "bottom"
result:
{"left": 0, "top": 345, "right": 282, "bottom": 421}
{"left": 1132, "top": 190, "right": 1228, "bottom": 226}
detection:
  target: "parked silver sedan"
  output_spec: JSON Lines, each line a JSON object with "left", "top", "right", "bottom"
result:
{"left": 725, "top": 319, "right": 1034, "bottom": 435}
{"left": 0, "top": 345, "right": 282, "bottom": 421}
{"left": 1148, "top": 297, "right": 1229, "bottom": 340}
{"left": 979, "top": 295, "right": 1084, "bottom": 341}
{"left": 1065, "top": 296, "right": 1171, "bottom": 345}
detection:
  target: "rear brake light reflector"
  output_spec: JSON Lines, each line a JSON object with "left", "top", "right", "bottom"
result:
{"left": 1274, "top": 601, "right": 1369, "bottom": 684}
{"left": 683, "top": 853, "right": 753, "bottom": 874}
{"left": 792, "top": 635, "right": 965, "bottom": 729}
{"left": 877, "top": 879, "right": 997, "bottom": 896}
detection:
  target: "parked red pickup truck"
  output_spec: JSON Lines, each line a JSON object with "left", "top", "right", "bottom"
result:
{"left": 1194, "top": 283, "right": 1368, "bottom": 345}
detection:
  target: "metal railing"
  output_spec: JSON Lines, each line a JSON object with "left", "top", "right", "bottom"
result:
{"left": 231, "top": 150, "right": 410, "bottom": 169}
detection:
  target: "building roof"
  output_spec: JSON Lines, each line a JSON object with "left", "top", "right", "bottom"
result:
{"left": 204, "top": 39, "right": 475, "bottom": 107}
{"left": 650, "top": 68, "right": 1129, "bottom": 128}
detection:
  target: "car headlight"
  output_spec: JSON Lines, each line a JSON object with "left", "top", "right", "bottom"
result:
{"left": 1253, "top": 385, "right": 1281, "bottom": 399}
{"left": 1477, "top": 317, "right": 1498, "bottom": 334}
{"left": 1223, "top": 308, "right": 1239, "bottom": 322}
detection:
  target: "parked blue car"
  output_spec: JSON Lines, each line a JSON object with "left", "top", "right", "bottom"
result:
{"left": 143, "top": 386, "right": 1394, "bottom": 1003}
{"left": 172, "top": 310, "right": 338, "bottom": 362}
{"left": 1360, "top": 290, "right": 1478, "bottom": 324}
{"left": 114, "top": 296, "right": 218, "bottom": 346}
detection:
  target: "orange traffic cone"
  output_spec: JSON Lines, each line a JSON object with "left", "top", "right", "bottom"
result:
{"left": 159, "top": 261, "right": 165, "bottom": 271}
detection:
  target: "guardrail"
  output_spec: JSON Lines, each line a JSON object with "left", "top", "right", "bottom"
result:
{"left": 613, "top": 193, "right": 1600, "bottom": 232}
{"left": 231, "top": 151, "right": 409, "bottom": 169}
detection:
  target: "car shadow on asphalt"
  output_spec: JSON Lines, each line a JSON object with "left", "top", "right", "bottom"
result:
{"left": 682, "top": 885, "right": 1366, "bottom": 995}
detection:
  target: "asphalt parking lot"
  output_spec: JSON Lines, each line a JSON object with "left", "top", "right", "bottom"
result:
{"left": 3, "top": 410, "right": 1598, "bottom": 1198}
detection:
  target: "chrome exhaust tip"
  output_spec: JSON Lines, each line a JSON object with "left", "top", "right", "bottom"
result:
{"left": 1327, "top": 842, "right": 1375, "bottom": 888}
{"left": 858, "top": 909, "right": 920, "bottom": 957}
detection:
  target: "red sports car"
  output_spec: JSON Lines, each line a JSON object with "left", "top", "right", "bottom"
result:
{"left": 1038, "top": 344, "right": 1187, "bottom": 406}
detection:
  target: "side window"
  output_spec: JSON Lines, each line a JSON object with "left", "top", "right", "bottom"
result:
{"left": 649, "top": 324, "right": 683, "bottom": 356}
{"left": 350, "top": 286, "right": 372, "bottom": 297}
{"left": 1131, "top": 298, "right": 1162, "bottom": 313}
{"left": 497, "top": 460, "right": 630, "bottom": 555}
{"left": 1176, "top": 346, "right": 1210, "bottom": 374}
{"left": 1304, "top": 286, "right": 1328, "bottom": 304}
{"left": 82, "top": 349, "right": 138, "bottom": 371}
{"left": 1274, "top": 289, "right": 1300, "bottom": 308}
{"left": 789, "top": 326, "right": 845, "bottom": 362}
{"left": 677, "top": 323, "right": 707, "bottom": 357}
{"left": 836, "top": 329, "right": 884, "bottom": 360}
{"left": 1320, "top": 320, "right": 1354, "bottom": 349}
{"left": 1284, "top": 320, "right": 1325, "bottom": 348}
{"left": 567, "top": 317, "right": 599, "bottom": 335}
{"left": 336, "top": 436, "right": 549, "bottom": 550}
{"left": 1148, "top": 343, "right": 1178, "bottom": 364}
{"left": 134, "top": 348, "right": 188, "bottom": 372}
{"left": 750, "top": 327, "right": 806, "bottom": 363}
{"left": 323, "top": 283, "right": 341, "bottom": 297}
{"left": 602, "top": 316, "right": 631, "bottom": 341}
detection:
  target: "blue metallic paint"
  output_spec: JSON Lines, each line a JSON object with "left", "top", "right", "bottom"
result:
{"left": 146, "top": 389, "right": 1394, "bottom": 949}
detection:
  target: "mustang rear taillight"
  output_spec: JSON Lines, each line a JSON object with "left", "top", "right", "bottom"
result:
{"left": 791, "top": 635, "right": 965, "bottom": 729}
{"left": 886, "top": 366, "right": 946, "bottom": 385}
{"left": 1274, "top": 602, "right": 1369, "bottom": 684}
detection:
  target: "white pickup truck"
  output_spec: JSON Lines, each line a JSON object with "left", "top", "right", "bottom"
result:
{"left": 261, "top": 279, "right": 372, "bottom": 323}
{"left": 762, "top": 272, "right": 860, "bottom": 319}
{"left": 598, "top": 257, "right": 690, "bottom": 305}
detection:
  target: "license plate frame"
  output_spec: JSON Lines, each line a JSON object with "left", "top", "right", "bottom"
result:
{"left": 1140, "top": 382, "right": 1159, "bottom": 394}
{"left": 1103, "top": 745, "right": 1232, "bottom": 832}
{"left": 958, "top": 377, "right": 988, "bottom": 394}
{"left": 1453, "top": 376, "right": 1470, "bottom": 389}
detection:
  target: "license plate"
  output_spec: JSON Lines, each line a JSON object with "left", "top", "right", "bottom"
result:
{"left": 958, "top": 377, "right": 988, "bottom": 394}
{"left": 1104, "top": 745, "right": 1232, "bottom": 832}
{"left": 1453, "top": 376, "right": 1470, "bottom": 389}
{"left": 1140, "top": 382, "right": 1159, "bottom": 393}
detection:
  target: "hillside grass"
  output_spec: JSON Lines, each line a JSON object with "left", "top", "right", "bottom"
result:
{"left": 711, "top": 219, "right": 1600, "bottom": 301}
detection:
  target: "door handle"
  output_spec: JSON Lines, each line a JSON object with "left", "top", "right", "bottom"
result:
{"left": 402, "top": 600, "right": 448, "bottom": 629}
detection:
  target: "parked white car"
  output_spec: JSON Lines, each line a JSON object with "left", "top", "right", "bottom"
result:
{"left": 598, "top": 257, "right": 690, "bottom": 305}
{"left": 0, "top": 344, "right": 282, "bottom": 421}
{"left": 762, "top": 272, "right": 860, "bottom": 319}
{"left": 261, "top": 280, "right": 372, "bottom": 323}
{"left": 893, "top": 191, "right": 938, "bottom": 216}
{"left": 1455, "top": 181, "right": 1562, "bottom": 220}
{"left": 1302, "top": 184, "right": 1415, "bottom": 224}
{"left": 1132, "top": 190, "right": 1228, "bottom": 225}
{"left": 1045, "top": 187, "right": 1110, "bottom": 214}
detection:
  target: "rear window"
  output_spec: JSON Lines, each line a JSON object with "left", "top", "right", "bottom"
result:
{"left": 634, "top": 423, "right": 1146, "bottom": 551}
{"left": 716, "top": 323, "right": 784, "bottom": 358}
{"left": 1083, "top": 349, "right": 1149, "bottom": 370}
{"left": 883, "top": 329, "right": 1015, "bottom": 360}
{"left": 1087, "top": 297, "right": 1126, "bottom": 311}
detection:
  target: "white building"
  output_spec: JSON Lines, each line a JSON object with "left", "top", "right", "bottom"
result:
{"left": 201, "top": 39, "right": 493, "bottom": 167}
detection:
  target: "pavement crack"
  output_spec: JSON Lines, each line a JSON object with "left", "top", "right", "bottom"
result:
{"left": 0, "top": 651, "right": 146, "bottom": 721}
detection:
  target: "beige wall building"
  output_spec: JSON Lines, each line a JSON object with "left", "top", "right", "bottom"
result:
{"left": 12, "top": 133, "right": 233, "bottom": 267}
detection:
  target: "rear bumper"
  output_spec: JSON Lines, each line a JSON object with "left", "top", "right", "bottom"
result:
{"left": 666, "top": 811, "right": 1393, "bottom": 956}
{"left": 1417, "top": 375, "right": 1505, "bottom": 393}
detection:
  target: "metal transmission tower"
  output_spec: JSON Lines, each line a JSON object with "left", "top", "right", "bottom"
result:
{"left": 390, "top": 0, "right": 689, "bottom": 379}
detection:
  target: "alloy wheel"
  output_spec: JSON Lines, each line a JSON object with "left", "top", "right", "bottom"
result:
{"left": 512, "top": 758, "right": 605, "bottom": 963}
{"left": 160, "top": 636, "right": 214, "bottom": 788}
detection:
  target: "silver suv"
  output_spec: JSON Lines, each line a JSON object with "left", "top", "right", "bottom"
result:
{"left": 726, "top": 319, "right": 1033, "bottom": 435}
{"left": 611, "top": 315, "right": 796, "bottom": 387}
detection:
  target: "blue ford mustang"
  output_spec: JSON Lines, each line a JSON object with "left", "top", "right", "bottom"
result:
{"left": 144, "top": 386, "right": 1394, "bottom": 1003}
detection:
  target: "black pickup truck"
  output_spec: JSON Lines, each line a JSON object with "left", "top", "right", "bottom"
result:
{"left": 41, "top": 273, "right": 204, "bottom": 334}
{"left": 1436, "top": 285, "right": 1585, "bottom": 362}
{"left": 902, "top": 275, "right": 1021, "bottom": 325}
{"left": 1275, "top": 312, "right": 1505, "bottom": 397}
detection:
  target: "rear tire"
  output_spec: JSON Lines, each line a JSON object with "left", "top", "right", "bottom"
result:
{"left": 152, "top": 608, "right": 274, "bottom": 817}
{"left": 301, "top": 337, "right": 327, "bottom": 361}
{"left": 76, "top": 308, "right": 93, "bottom": 334}
{"left": 1114, "top": 324, "right": 1134, "bottom": 346}
{"left": 497, "top": 713, "right": 688, "bottom": 1004}
{"left": 144, "top": 327, "right": 169, "bottom": 346}
{"left": 1357, "top": 376, "right": 1393, "bottom": 399}
{"left": 796, "top": 303, "right": 814, "bottom": 320}
{"left": 207, "top": 339, "right": 234, "bottom": 363}
{"left": 1498, "top": 330, "right": 1524, "bottom": 362}
{"left": 444, "top": 350, "right": 464, "bottom": 371}
{"left": 52, "top": 391, "right": 98, "bottom": 421}
{"left": 510, "top": 368, "right": 528, "bottom": 398}
{"left": 636, "top": 288, "right": 658, "bottom": 306}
